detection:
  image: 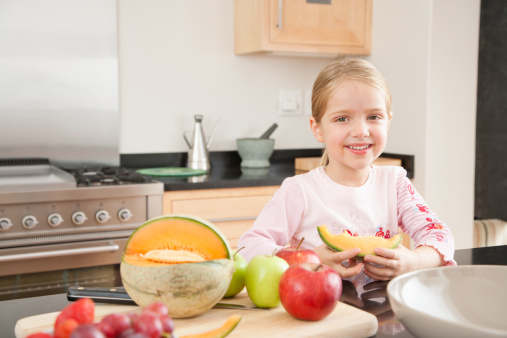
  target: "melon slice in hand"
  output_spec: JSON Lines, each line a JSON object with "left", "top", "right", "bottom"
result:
{"left": 317, "top": 225, "right": 402, "bottom": 257}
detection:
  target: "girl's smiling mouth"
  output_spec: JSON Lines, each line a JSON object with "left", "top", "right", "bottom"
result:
{"left": 346, "top": 144, "right": 372, "bottom": 151}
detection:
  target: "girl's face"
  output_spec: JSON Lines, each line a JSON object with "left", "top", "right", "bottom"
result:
{"left": 310, "top": 80, "right": 391, "bottom": 183}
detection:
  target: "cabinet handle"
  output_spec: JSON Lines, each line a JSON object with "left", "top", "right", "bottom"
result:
{"left": 0, "top": 243, "right": 120, "bottom": 262}
{"left": 278, "top": 0, "right": 283, "bottom": 30}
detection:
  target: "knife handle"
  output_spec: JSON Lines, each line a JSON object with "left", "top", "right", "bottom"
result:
{"left": 67, "top": 286, "right": 137, "bottom": 306}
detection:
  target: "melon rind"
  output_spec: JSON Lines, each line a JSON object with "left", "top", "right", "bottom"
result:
{"left": 121, "top": 258, "right": 234, "bottom": 318}
{"left": 317, "top": 225, "right": 402, "bottom": 257}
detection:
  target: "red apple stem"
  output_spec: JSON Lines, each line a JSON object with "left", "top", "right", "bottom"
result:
{"left": 314, "top": 264, "right": 324, "bottom": 272}
{"left": 234, "top": 246, "right": 246, "bottom": 258}
{"left": 296, "top": 237, "right": 305, "bottom": 251}
{"left": 272, "top": 248, "right": 278, "bottom": 257}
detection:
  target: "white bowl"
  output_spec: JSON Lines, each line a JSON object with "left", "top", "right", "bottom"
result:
{"left": 387, "top": 265, "right": 507, "bottom": 338}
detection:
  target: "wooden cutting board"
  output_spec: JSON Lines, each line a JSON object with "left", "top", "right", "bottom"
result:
{"left": 15, "top": 292, "right": 378, "bottom": 338}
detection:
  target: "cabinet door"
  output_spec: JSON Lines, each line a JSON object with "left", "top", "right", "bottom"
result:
{"left": 163, "top": 186, "right": 279, "bottom": 251}
{"left": 234, "top": 0, "right": 372, "bottom": 55}
{"left": 270, "top": 0, "right": 370, "bottom": 48}
{"left": 212, "top": 219, "right": 256, "bottom": 251}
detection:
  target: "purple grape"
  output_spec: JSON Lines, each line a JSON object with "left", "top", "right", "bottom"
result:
{"left": 133, "top": 312, "right": 163, "bottom": 338}
{"left": 159, "top": 315, "right": 175, "bottom": 334}
{"left": 143, "top": 302, "right": 169, "bottom": 317}
{"left": 99, "top": 313, "right": 131, "bottom": 337}
{"left": 70, "top": 324, "right": 106, "bottom": 338}
{"left": 118, "top": 328, "right": 149, "bottom": 338}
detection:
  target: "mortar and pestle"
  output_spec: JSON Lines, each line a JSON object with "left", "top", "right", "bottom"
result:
{"left": 236, "top": 123, "right": 278, "bottom": 168}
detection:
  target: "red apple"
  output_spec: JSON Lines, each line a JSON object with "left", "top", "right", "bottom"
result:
{"left": 275, "top": 237, "right": 321, "bottom": 266}
{"left": 279, "top": 263, "right": 342, "bottom": 321}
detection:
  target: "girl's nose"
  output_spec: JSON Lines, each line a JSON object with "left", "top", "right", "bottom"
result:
{"left": 351, "top": 120, "right": 369, "bottom": 138}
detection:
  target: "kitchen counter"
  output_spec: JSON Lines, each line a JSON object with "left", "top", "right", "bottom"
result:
{"left": 3, "top": 245, "right": 506, "bottom": 338}
{"left": 121, "top": 149, "right": 415, "bottom": 191}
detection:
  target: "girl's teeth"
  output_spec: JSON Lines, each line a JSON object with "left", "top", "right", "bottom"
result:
{"left": 349, "top": 145, "right": 369, "bottom": 150}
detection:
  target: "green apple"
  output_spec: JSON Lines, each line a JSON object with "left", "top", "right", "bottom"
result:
{"left": 245, "top": 252, "right": 289, "bottom": 308}
{"left": 223, "top": 248, "right": 248, "bottom": 298}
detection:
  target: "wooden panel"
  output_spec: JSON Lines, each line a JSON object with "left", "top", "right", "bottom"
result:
{"left": 399, "top": 228, "right": 412, "bottom": 249}
{"left": 170, "top": 195, "right": 271, "bottom": 220}
{"left": 234, "top": 0, "right": 264, "bottom": 54}
{"left": 163, "top": 186, "right": 279, "bottom": 220}
{"left": 234, "top": 0, "right": 372, "bottom": 55}
{"left": 269, "top": 0, "right": 368, "bottom": 46}
{"left": 213, "top": 219, "right": 255, "bottom": 251}
{"left": 164, "top": 186, "right": 279, "bottom": 251}
{"left": 15, "top": 293, "right": 378, "bottom": 338}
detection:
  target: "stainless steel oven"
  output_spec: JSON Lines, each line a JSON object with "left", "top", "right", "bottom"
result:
{"left": 0, "top": 160, "right": 163, "bottom": 300}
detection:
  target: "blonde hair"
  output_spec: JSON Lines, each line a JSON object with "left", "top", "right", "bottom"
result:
{"left": 311, "top": 57, "right": 392, "bottom": 166}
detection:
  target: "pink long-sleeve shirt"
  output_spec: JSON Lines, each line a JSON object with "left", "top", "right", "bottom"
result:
{"left": 238, "top": 165, "right": 456, "bottom": 266}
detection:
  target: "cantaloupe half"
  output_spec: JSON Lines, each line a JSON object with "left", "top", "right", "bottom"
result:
{"left": 120, "top": 214, "right": 234, "bottom": 318}
{"left": 317, "top": 225, "right": 402, "bottom": 257}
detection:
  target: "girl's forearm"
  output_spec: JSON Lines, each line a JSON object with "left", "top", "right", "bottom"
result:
{"left": 414, "top": 245, "right": 446, "bottom": 269}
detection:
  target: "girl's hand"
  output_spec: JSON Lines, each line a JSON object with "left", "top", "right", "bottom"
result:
{"left": 313, "top": 244, "right": 364, "bottom": 278}
{"left": 362, "top": 245, "right": 419, "bottom": 280}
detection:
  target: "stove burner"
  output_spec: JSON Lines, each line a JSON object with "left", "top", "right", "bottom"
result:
{"left": 117, "top": 173, "right": 150, "bottom": 184}
{"left": 66, "top": 167, "right": 154, "bottom": 187}
{"left": 101, "top": 167, "right": 131, "bottom": 176}
{"left": 81, "top": 171, "right": 101, "bottom": 176}
{"left": 100, "top": 177, "right": 121, "bottom": 185}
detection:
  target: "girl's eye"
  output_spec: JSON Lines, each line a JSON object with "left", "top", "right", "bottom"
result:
{"left": 368, "top": 115, "right": 382, "bottom": 120}
{"left": 335, "top": 117, "right": 348, "bottom": 122}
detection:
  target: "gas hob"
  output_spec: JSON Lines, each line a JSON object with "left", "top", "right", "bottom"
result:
{"left": 0, "top": 159, "right": 164, "bottom": 250}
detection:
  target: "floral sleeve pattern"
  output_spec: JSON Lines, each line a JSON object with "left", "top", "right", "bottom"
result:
{"left": 396, "top": 168, "right": 456, "bottom": 266}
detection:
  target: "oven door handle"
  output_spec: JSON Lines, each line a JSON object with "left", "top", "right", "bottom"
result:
{"left": 0, "top": 243, "right": 120, "bottom": 262}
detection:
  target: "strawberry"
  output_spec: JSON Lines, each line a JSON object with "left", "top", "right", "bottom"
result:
{"left": 54, "top": 298, "right": 95, "bottom": 332}
{"left": 25, "top": 333, "right": 53, "bottom": 338}
{"left": 54, "top": 318, "right": 79, "bottom": 338}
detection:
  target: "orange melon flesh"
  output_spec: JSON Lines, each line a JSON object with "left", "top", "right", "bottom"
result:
{"left": 180, "top": 314, "right": 242, "bottom": 338}
{"left": 317, "top": 225, "right": 402, "bottom": 257}
{"left": 123, "top": 215, "right": 231, "bottom": 266}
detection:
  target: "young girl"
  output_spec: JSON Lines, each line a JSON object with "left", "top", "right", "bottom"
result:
{"left": 238, "top": 57, "right": 456, "bottom": 280}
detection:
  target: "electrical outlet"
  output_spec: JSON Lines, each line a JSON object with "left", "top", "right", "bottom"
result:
{"left": 278, "top": 90, "right": 303, "bottom": 116}
{"left": 304, "top": 90, "right": 312, "bottom": 116}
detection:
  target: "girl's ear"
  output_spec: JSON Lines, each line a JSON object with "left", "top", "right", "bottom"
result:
{"left": 310, "top": 117, "right": 324, "bottom": 143}
{"left": 387, "top": 111, "right": 393, "bottom": 131}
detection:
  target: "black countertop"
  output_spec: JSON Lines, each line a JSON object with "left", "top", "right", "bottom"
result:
{"left": 121, "top": 149, "right": 415, "bottom": 191}
{"left": 152, "top": 162, "right": 296, "bottom": 191}
{"left": 3, "top": 245, "right": 506, "bottom": 338}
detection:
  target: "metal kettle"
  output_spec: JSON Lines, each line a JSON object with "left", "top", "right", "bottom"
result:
{"left": 183, "top": 115, "right": 218, "bottom": 172}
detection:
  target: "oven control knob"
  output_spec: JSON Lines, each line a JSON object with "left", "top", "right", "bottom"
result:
{"left": 95, "top": 210, "right": 111, "bottom": 224}
{"left": 48, "top": 213, "right": 64, "bottom": 227}
{"left": 72, "top": 211, "right": 88, "bottom": 225}
{"left": 118, "top": 208, "right": 134, "bottom": 222}
{"left": 0, "top": 217, "right": 13, "bottom": 231}
{"left": 22, "top": 215, "right": 39, "bottom": 229}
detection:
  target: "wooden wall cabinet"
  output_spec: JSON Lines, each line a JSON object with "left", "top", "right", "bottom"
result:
{"left": 163, "top": 186, "right": 280, "bottom": 251}
{"left": 234, "top": 0, "right": 372, "bottom": 56}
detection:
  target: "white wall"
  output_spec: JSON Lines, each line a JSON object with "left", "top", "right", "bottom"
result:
{"left": 425, "top": 0, "right": 480, "bottom": 250}
{"left": 117, "top": 0, "right": 480, "bottom": 249}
